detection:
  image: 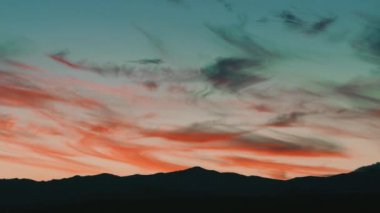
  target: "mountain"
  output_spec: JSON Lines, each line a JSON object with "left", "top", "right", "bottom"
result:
{"left": 354, "top": 162, "right": 380, "bottom": 173}
{"left": 1, "top": 164, "right": 380, "bottom": 212}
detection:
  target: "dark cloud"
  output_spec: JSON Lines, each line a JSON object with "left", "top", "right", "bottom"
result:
{"left": 279, "top": 10, "right": 306, "bottom": 30}
{"left": 335, "top": 80, "right": 380, "bottom": 105}
{"left": 129, "top": 59, "right": 163, "bottom": 65}
{"left": 307, "top": 16, "right": 337, "bottom": 35}
{"left": 203, "top": 24, "right": 276, "bottom": 91}
{"left": 48, "top": 51, "right": 199, "bottom": 83}
{"left": 352, "top": 18, "right": 380, "bottom": 65}
{"left": 266, "top": 112, "right": 307, "bottom": 127}
{"left": 140, "top": 120, "right": 345, "bottom": 158}
{"left": 236, "top": 134, "right": 345, "bottom": 157}
{"left": 201, "top": 57, "right": 267, "bottom": 91}
{"left": 278, "top": 11, "right": 336, "bottom": 35}
{"left": 142, "top": 81, "right": 159, "bottom": 91}
{"left": 49, "top": 51, "right": 134, "bottom": 77}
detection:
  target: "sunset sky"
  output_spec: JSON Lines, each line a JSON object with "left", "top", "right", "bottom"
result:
{"left": 0, "top": 0, "right": 380, "bottom": 180}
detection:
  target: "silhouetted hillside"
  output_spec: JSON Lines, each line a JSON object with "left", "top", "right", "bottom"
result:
{"left": 1, "top": 163, "right": 380, "bottom": 212}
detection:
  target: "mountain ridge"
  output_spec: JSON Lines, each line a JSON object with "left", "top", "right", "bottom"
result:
{"left": 1, "top": 163, "right": 379, "bottom": 212}
{"left": 3, "top": 162, "right": 378, "bottom": 183}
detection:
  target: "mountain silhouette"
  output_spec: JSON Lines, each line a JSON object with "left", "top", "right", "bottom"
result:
{"left": 1, "top": 164, "right": 380, "bottom": 212}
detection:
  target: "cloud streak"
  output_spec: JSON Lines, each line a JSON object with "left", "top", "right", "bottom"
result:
{"left": 278, "top": 10, "right": 337, "bottom": 35}
{"left": 222, "top": 156, "right": 347, "bottom": 179}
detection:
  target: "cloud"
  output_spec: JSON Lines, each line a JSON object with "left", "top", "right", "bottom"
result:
{"left": 204, "top": 24, "right": 275, "bottom": 91}
{"left": 0, "top": 71, "right": 65, "bottom": 109}
{"left": 352, "top": 17, "right": 380, "bottom": 65}
{"left": 250, "top": 104, "right": 274, "bottom": 113}
{"left": 0, "top": 32, "right": 375, "bottom": 180}
{"left": 48, "top": 51, "right": 197, "bottom": 83}
{"left": 49, "top": 50, "right": 85, "bottom": 69}
{"left": 129, "top": 59, "right": 163, "bottom": 65}
{"left": 2, "top": 60, "right": 46, "bottom": 72}
{"left": 222, "top": 156, "right": 347, "bottom": 179}
{"left": 278, "top": 10, "right": 336, "bottom": 35}
{"left": 201, "top": 57, "right": 267, "bottom": 91}
{"left": 0, "top": 115, "right": 102, "bottom": 175}
{"left": 266, "top": 111, "right": 307, "bottom": 127}
{"left": 0, "top": 69, "right": 186, "bottom": 174}
{"left": 0, "top": 70, "right": 107, "bottom": 111}
{"left": 70, "top": 126, "right": 186, "bottom": 172}
{"left": 0, "top": 153, "right": 100, "bottom": 174}
{"left": 216, "top": 0, "right": 234, "bottom": 13}
{"left": 335, "top": 79, "right": 380, "bottom": 105}
{"left": 279, "top": 10, "right": 306, "bottom": 30}
{"left": 141, "top": 122, "right": 245, "bottom": 143}
{"left": 48, "top": 51, "right": 134, "bottom": 77}
{"left": 232, "top": 134, "right": 346, "bottom": 158}
{"left": 205, "top": 24, "right": 275, "bottom": 59}
{"left": 140, "top": 121, "right": 345, "bottom": 158}
{"left": 0, "top": 114, "right": 16, "bottom": 135}
{"left": 307, "top": 16, "right": 337, "bottom": 35}
{"left": 142, "top": 81, "right": 160, "bottom": 91}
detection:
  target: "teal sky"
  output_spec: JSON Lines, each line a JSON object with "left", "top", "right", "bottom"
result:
{"left": 0, "top": 0, "right": 380, "bottom": 180}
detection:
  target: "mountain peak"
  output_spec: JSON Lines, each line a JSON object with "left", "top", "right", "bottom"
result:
{"left": 180, "top": 166, "right": 218, "bottom": 174}
{"left": 354, "top": 162, "right": 380, "bottom": 173}
{"left": 187, "top": 166, "right": 208, "bottom": 171}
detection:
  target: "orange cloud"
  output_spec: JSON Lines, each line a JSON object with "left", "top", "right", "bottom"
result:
{"left": 3, "top": 60, "right": 47, "bottom": 72}
{"left": 0, "top": 153, "right": 100, "bottom": 174}
{"left": 71, "top": 130, "right": 185, "bottom": 172}
{"left": 140, "top": 125, "right": 346, "bottom": 158}
{"left": 222, "top": 156, "right": 347, "bottom": 179}
{"left": 0, "top": 71, "right": 108, "bottom": 112}
{"left": 0, "top": 56, "right": 376, "bottom": 181}
{"left": 142, "top": 129, "right": 242, "bottom": 143}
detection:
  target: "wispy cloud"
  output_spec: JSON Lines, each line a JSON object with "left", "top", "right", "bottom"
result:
{"left": 205, "top": 23, "right": 275, "bottom": 59}
{"left": 203, "top": 23, "right": 276, "bottom": 91}
{"left": 134, "top": 25, "right": 167, "bottom": 55}
{"left": 278, "top": 10, "right": 337, "bottom": 35}
{"left": 352, "top": 16, "right": 380, "bottom": 65}
{"left": 222, "top": 156, "right": 347, "bottom": 179}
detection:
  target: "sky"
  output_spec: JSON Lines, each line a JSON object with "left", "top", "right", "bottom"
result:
{"left": 0, "top": 0, "right": 380, "bottom": 180}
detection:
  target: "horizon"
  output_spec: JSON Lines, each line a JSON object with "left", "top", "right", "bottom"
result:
{"left": 1, "top": 0, "right": 380, "bottom": 181}
{"left": 2, "top": 160, "right": 380, "bottom": 182}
